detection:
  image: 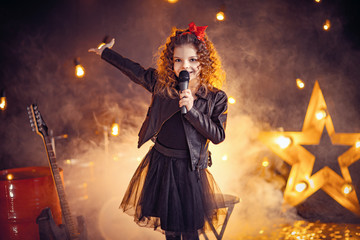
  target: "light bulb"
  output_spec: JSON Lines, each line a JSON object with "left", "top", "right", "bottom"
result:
{"left": 323, "top": 19, "right": 331, "bottom": 31}
{"left": 295, "top": 181, "right": 308, "bottom": 193}
{"left": 216, "top": 11, "right": 225, "bottom": 21}
{"left": 75, "top": 64, "right": 85, "bottom": 78}
{"left": 296, "top": 78, "right": 305, "bottom": 89}
{"left": 228, "top": 97, "right": 236, "bottom": 104}
{"left": 342, "top": 183, "right": 353, "bottom": 195}
{"left": 262, "top": 157, "right": 270, "bottom": 167}
{"left": 111, "top": 123, "right": 120, "bottom": 136}
{"left": 0, "top": 97, "right": 6, "bottom": 110}
{"left": 275, "top": 136, "right": 292, "bottom": 149}
{"left": 315, "top": 109, "right": 327, "bottom": 120}
{"left": 0, "top": 90, "right": 6, "bottom": 110}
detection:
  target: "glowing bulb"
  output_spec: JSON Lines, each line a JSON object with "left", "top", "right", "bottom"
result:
{"left": 66, "top": 159, "right": 72, "bottom": 165}
{"left": 259, "top": 230, "right": 264, "bottom": 234}
{"left": 216, "top": 11, "right": 225, "bottom": 21}
{"left": 296, "top": 78, "right": 305, "bottom": 89}
{"left": 228, "top": 97, "right": 236, "bottom": 104}
{"left": 342, "top": 183, "right": 353, "bottom": 195}
{"left": 275, "top": 136, "right": 292, "bottom": 149}
{"left": 356, "top": 141, "right": 360, "bottom": 149}
{"left": 295, "top": 181, "right": 308, "bottom": 193}
{"left": 262, "top": 158, "right": 270, "bottom": 167}
{"left": 323, "top": 19, "right": 331, "bottom": 31}
{"left": 222, "top": 155, "right": 228, "bottom": 161}
{"left": 7, "top": 174, "right": 14, "bottom": 180}
{"left": 74, "top": 58, "right": 85, "bottom": 79}
{"left": 111, "top": 123, "right": 120, "bottom": 136}
{"left": 315, "top": 109, "right": 327, "bottom": 120}
{"left": 167, "top": 0, "right": 178, "bottom": 3}
{"left": 75, "top": 64, "right": 85, "bottom": 78}
{"left": 315, "top": 0, "right": 321, "bottom": 2}
{"left": 0, "top": 97, "right": 6, "bottom": 110}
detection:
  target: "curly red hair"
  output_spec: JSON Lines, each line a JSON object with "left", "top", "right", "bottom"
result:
{"left": 155, "top": 25, "right": 226, "bottom": 98}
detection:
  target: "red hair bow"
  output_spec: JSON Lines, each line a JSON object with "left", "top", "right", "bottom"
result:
{"left": 184, "top": 22, "right": 208, "bottom": 42}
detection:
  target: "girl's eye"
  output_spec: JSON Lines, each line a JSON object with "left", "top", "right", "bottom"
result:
{"left": 174, "top": 59, "right": 181, "bottom": 62}
{"left": 190, "top": 58, "right": 198, "bottom": 62}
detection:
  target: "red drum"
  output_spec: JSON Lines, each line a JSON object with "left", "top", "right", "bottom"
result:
{"left": 0, "top": 166, "right": 62, "bottom": 240}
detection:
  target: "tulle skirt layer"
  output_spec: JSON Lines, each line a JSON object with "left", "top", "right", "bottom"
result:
{"left": 120, "top": 146, "right": 226, "bottom": 233}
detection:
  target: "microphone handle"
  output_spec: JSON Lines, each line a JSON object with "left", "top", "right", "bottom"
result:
{"left": 179, "top": 81, "right": 189, "bottom": 114}
{"left": 181, "top": 106, "right": 187, "bottom": 114}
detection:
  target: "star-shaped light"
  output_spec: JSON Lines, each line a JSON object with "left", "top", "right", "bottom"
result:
{"left": 259, "top": 81, "right": 360, "bottom": 215}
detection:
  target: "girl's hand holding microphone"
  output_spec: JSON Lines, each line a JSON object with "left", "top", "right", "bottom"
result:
{"left": 88, "top": 38, "right": 115, "bottom": 55}
{"left": 179, "top": 89, "right": 194, "bottom": 113}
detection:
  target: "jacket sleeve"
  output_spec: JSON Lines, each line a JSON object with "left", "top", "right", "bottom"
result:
{"left": 101, "top": 48, "right": 157, "bottom": 93}
{"left": 184, "top": 91, "right": 228, "bottom": 144}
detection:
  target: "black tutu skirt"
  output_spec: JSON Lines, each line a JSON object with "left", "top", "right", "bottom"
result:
{"left": 120, "top": 144, "right": 227, "bottom": 233}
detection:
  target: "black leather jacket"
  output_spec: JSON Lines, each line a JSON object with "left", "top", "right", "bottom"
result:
{"left": 101, "top": 48, "right": 228, "bottom": 171}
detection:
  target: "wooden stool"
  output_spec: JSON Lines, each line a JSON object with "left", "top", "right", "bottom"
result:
{"left": 202, "top": 194, "right": 240, "bottom": 240}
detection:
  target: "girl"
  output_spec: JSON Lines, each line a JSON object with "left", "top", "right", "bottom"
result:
{"left": 89, "top": 22, "right": 228, "bottom": 240}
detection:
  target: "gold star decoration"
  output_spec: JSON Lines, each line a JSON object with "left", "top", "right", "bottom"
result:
{"left": 259, "top": 81, "right": 360, "bottom": 215}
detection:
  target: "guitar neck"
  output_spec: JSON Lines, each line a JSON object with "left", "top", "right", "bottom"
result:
{"left": 43, "top": 136, "right": 79, "bottom": 239}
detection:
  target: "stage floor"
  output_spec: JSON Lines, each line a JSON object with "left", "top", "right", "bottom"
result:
{"left": 237, "top": 220, "right": 360, "bottom": 240}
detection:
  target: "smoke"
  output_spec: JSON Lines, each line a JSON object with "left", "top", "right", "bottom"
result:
{"left": 1, "top": 0, "right": 360, "bottom": 239}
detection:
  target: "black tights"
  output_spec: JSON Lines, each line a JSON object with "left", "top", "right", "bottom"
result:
{"left": 165, "top": 231, "right": 199, "bottom": 240}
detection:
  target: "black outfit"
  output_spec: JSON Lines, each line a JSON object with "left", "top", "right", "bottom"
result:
{"left": 157, "top": 111, "right": 188, "bottom": 150}
{"left": 101, "top": 48, "right": 228, "bottom": 235}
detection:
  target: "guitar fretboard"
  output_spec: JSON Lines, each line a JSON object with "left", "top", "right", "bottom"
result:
{"left": 44, "top": 137, "right": 79, "bottom": 239}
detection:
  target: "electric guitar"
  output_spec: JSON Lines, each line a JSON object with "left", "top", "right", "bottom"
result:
{"left": 28, "top": 104, "right": 87, "bottom": 240}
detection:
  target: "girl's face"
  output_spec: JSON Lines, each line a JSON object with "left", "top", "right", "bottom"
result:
{"left": 173, "top": 44, "right": 201, "bottom": 82}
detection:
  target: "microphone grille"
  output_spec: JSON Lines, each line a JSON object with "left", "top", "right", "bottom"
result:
{"left": 179, "top": 70, "right": 190, "bottom": 82}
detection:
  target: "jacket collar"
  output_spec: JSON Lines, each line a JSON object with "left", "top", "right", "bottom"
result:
{"left": 195, "top": 85, "right": 212, "bottom": 100}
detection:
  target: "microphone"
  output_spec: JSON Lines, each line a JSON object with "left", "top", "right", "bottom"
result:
{"left": 178, "top": 70, "right": 190, "bottom": 114}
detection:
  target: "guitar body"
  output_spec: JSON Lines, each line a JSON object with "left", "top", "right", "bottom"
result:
{"left": 37, "top": 208, "right": 68, "bottom": 240}
{"left": 28, "top": 104, "right": 87, "bottom": 240}
{"left": 37, "top": 208, "right": 87, "bottom": 240}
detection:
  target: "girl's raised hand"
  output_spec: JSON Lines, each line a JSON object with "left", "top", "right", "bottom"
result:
{"left": 88, "top": 38, "right": 115, "bottom": 55}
